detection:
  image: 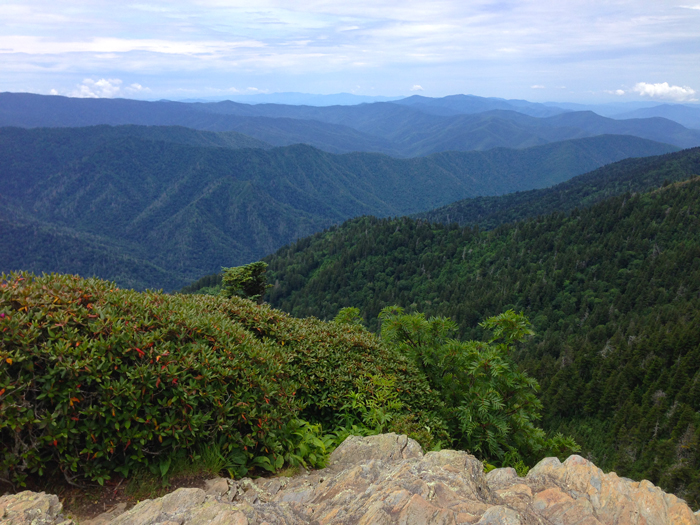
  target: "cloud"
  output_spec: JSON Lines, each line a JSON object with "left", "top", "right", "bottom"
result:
{"left": 2, "top": 0, "right": 700, "bottom": 100}
{"left": 69, "top": 78, "right": 149, "bottom": 98}
{"left": 604, "top": 89, "right": 626, "bottom": 96}
{"left": 1, "top": 36, "right": 264, "bottom": 56}
{"left": 633, "top": 82, "right": 697, "bottom": 102}
{"left": 531, "top": 85, "right": 545, "bottom": 89}
{"left": 410, "top": 85, "right": 424, "bottom": 91}
{"left": 125, "top": 83, "right": 149, "bottom": 94}
{"left": 49, "top": 89, "right": 58, "bottom": 95}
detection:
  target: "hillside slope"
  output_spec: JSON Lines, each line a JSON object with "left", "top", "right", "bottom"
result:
{"left": 1, "top": 127, "right": 674, "bottom": 290}
{"left": 263, "top": 174, "right": 700, "bottom": 505}
{"left": 418, "top": 147, "right": 700, "bottom": 229}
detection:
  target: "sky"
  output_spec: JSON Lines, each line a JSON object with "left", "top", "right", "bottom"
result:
{"left": 1, "top": 0, "right": 699, "bottom": 103}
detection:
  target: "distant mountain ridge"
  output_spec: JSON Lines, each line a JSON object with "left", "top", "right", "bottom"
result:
{"left": 2, "top": 92, "right": 698, "bottom": 157}
{"left": 0, "top": 125, "right": 675, "bottom": 290}
{"left": 393, "top": 94, "right": 567, "bottom": 117}
{"left": 183, "top": 92, "right": 405, "bottom": 105}
{"left": 612, "top": 104, "right": 700, "bottom": 130}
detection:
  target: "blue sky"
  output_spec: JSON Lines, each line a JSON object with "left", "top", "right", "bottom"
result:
{"left": 1, "top": 0, "right": 699, "bottom": 103}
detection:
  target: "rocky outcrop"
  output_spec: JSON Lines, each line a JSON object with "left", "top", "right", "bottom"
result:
{"left": 2, "top": 433, "right": 699, "bottom": 524}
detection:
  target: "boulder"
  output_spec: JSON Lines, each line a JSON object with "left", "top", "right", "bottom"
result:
{"left": 0, "top": 490, "right": 71, "bottom": 525}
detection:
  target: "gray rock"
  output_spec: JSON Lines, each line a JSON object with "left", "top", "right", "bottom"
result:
{"left": 327, "top": 433, "right": 423, "bottom": 472}
{"left": 485, "top": 468, "right": 518, "bottom": 488}
{"left": 4, "top": 434, "right": 700, "bottom": 525}
{"left": 109, "top": 488, "right": 208, "bottom": 525}
{"left": 476, "top": 506, "right": 522, "bottom": 525}
{"left": 204, "top": 478, "right": 229, "bottom": 498}
{"left": 0, "top": 491, "right": 69, "bottom": 525}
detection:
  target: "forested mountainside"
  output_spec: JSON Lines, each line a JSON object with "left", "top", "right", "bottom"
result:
{"left": 261, "top": 174, "right": 700, "bottom": 504}
{"left": 2, "top": 92, "right": 699, "bottom": 156}
{"left": 0, "top": 126, "right": 673, "bottom": 290}
{"left": 185, "top": 146, "right": 698, "bottom": 294}
{"left": 418, "top": 147, "right": 700, "bottom": 229}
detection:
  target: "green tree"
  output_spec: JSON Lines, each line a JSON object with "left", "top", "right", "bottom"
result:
{"left": 220, "top": 261, "right": 271, "bottom": 304}
{"left": 333, "top": 306, "right": 365, "bottom": 327}
{"left": 379, "top": 307, "right": 578, "bottom": 466}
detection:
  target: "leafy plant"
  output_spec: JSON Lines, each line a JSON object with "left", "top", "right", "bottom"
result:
{"left": 0, "top": 271, "right": 449, "bottom": 488}
{"left": 379, "top": 307, "right": 579, "bottom": 466}
{"left": 276, "top": 419, "right": 335, "bottom": 470}
{"left": 0, "top": 272, "right": 299, "bottom": 486}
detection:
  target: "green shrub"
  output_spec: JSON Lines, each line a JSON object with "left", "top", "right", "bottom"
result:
{"left": 1, "top": 272, "right": 299, "bottom": 486}
{"left": 216, "top": 298, "right": 450, "bottom": 444}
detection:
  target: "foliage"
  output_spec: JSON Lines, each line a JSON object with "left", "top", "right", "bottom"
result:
{"left": 273, "top": 419, "right": 335, "bottom": 470}
{"left": 180, "top": 273, "right": 222, "bottom": 295}
{"left": 213, "top": 296, "right": 450, "bottom": 446}
{"left": 221, "top": 262, "right": 271, "bottom": 304}
{"left": 264, "top": 176, "right": 700, "bottom": 505}
{"left": 0, "top": 272, "right": 302, "bottom": 487}
{"left": 0, "top": 271, "right": 447, "bottom": 487}
{"left": 331, "top": 373, "right": 441, "bottom": 452}
{"left": 337, "top": 374, "right": 404, "bottom": 433}
{"left": 379, "top": 307, "right": 578, "bottom": 466}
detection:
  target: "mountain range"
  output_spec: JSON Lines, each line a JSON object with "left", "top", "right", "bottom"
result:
{"left": 2, "top": 92, "right": 699, "bottom": 157}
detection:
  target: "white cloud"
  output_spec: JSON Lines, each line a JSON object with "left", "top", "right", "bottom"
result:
{"left": 68, "top": 78, "right": 149, "bottom": 98}
{"left": 633, "top": 82, "right": 697, "bottom": 102}
{"left": 604, "top": 89, "right": 626, "bottom": 96}
{"left": 49, "top": 89, "right": 58, "bottom": 95}
{"left": 531, "top": 85, "right": 545, "bottom": 89}
{"left": 125, "top": 83, "right": 149, "bottom": 94}
{"left": 679, "top": 4, "right": 700, "bottom": 9}
{"left": 410, "top": 84, "right": 424, "bottom": 91}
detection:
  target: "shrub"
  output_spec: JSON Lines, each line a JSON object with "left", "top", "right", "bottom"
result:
{"left": 216, "top": 298, "right": 450, "bottom": 444}
{"left": 1, "top": 272, "right": 299, "bottom": 486}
